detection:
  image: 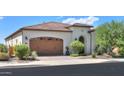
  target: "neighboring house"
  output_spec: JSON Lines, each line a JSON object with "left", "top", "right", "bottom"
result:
{"left": 5, "top": 22, "right": 95, "bottom": 56}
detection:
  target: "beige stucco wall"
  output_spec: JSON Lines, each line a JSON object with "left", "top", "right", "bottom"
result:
{"left": 91, "top": 31, "right": 96, "bottom": 54}
{"left": 5, "top": 32, "right": 23, "bottom": 48}
{"left": 69, "top": 27, "right": 95, "bottom": 54}
{"left": 22, "top": 30, "right": 72, "bottom": 55}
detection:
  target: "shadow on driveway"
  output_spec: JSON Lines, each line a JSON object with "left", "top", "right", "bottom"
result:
{"left": 0, "top": 61, "right": 124, "bottom": 76}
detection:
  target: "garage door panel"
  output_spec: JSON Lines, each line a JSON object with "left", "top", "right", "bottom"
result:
{"left": 30, "top": 37, "right": 63, "bottom": 56}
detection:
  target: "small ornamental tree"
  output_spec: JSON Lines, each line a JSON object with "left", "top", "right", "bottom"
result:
{"left": 70, "top": 40, "right": 84, "bottom": 54}
{"left": 0, "top": 44, "right": 7, "bottom": 53}
{"left": 15, "top": 44, "right": 30, "bottom": 60}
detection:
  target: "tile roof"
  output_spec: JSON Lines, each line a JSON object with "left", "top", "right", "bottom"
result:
{"left": 23, "top": 22, "right": 71, "bottom": 31}
{"left": 5, "top": 22, "right": 93, "bottom": 40}
{"left": 69, "top": 23, "right": 93, "bottom": 27}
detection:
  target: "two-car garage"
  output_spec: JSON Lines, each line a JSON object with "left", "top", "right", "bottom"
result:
{"left": 30, "top": 37, "right": 63, "bottom": 56}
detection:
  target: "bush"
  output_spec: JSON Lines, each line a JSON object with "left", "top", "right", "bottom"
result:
{"left": 0, "top": 52, "right": 9, "bottom": 61}
{"left": 31, "top": 51, "right": 38, "bottom": 60}
{"left": 119, "top": 47, "right": 124, "bottom": 56}
{"left": 95, "top": 45, "right": 106, "bottom": 55}
{"left": 70, "top": 54, "right": 79, "bottom": 57}
{"left": 92, "top": 53, "right": 96, "bottom": 58}
{"left": 0, "top": 44, "right": 7, "bottom": 53}
{"left": 70, "top": 40, "right": 84, "bottom": 54}
{"left": 15, "top": 44, "right": 30, "bottom": 60}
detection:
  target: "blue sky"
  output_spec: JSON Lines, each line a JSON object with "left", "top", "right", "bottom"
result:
{"left": 0, "top": 16, "right": 124, "bottom": 43}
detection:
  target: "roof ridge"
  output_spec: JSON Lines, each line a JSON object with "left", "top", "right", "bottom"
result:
{"left": 5, "top": 22, "right": 72, "bottom": 40}
{"left": 24, "top": 21, "right": 70, "bottom": 28}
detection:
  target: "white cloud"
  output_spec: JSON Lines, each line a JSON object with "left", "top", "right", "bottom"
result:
{"left": 56, "top": 16, "right": 64, "bottom": 19}
{"left": 0, "top": 16, "right": 4, "bottom": 20}
{"left": 62, "top": 16, "right": 99, "bottom": 25}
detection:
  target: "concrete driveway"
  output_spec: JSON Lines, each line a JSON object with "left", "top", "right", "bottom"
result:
{"left": 0, "top": 56, "right": 123, "bottom": 68}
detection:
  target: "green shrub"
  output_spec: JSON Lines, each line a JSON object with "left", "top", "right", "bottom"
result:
{"left": 31, "top": 51, "right": 38, "bottom": 60}
{"left": 70, "top": 54, "right": 79, "bottom": 57}
{"left": 0, "top": 44, "right": 7, "bottom": 53}
{"left": 119, "top": 47, "right": 124, "bottom": 56}
{"left": 0, "top": 52, "right": 9, "bottom": 61}
{"left": 15, "top": 44, "right": 30, "bottom": 60}
{"left": 95, "top": 45, "right": 105, "bottom": 55}
{"left": 70, "top": 40, "right": 84, "bottom": 54}
{"left": 92, "top": 53, "right": 96, "bottom": 58}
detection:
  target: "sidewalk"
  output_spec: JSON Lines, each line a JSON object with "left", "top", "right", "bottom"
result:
{"left": 0, "top": 56, "right": 124, "bottom": 68}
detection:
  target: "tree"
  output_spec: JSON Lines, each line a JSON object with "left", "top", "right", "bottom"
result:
{"left": 0, "top": 44, "right": 7, "bottom": 53}
{"left": 96, "top": 20, "right": 124, "bottom": 55}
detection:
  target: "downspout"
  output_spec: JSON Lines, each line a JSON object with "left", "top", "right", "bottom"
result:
{"left": 89, "top": 28, "right": 95, "bottom": 54}
{"left": 90, "top": 32, "right": 92, "bottom": 54}
{"left": 22, "top": 31, "right": 23, "bottom": 44}
{"left": 88, "top": 31, "right": 92, "bottom": 54}
{"left": 88, "top": 28, "right": 95, "bottom": 54}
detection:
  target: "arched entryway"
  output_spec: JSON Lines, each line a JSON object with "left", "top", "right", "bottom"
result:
{"left": 30, "top": 37, "right": 63, "bottom": 56}
{"left": 79, "top": 36, "right": 85, "bottom": 54}
{"left": 79, "top": 36, "right": 84, "bottom": 43}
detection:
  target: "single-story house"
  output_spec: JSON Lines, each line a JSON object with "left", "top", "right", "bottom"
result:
{"left": 5, "top": 22, "right": 96, "bottom": 56}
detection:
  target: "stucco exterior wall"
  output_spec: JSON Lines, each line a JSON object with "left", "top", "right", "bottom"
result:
{"left": 5, "top": 32, "right": 23, "bottom": 48}
{"left": 69, "top": 27, "right": 93, "bottom": 54}
{"left": 91, "top": 31, "right": 96, "bottom": 54}
{"left": 22, "top": 30, "right": 72, "bottom": 55}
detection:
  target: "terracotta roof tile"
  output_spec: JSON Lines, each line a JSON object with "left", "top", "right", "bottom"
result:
{"left": 23, "top": 22, "right": 71, "bottom": 31}
{"left": 5, "top": 22, "right": 93, "bottom": 40}
{"left": 69, "top": 23, "right": 93, "bottom": 27}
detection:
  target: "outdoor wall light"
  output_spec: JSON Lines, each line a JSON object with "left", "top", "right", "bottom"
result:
{"left": 25, "top": 36, "right": 28, "bottom": 40}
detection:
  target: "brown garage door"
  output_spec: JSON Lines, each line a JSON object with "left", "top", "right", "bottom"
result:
{"left": 30, "top": 37, "right": 63, "bottom": 56}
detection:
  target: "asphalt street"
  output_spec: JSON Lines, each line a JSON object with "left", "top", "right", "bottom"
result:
{"left": 0, "top": 61, "right": 124, "bottom": 76}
